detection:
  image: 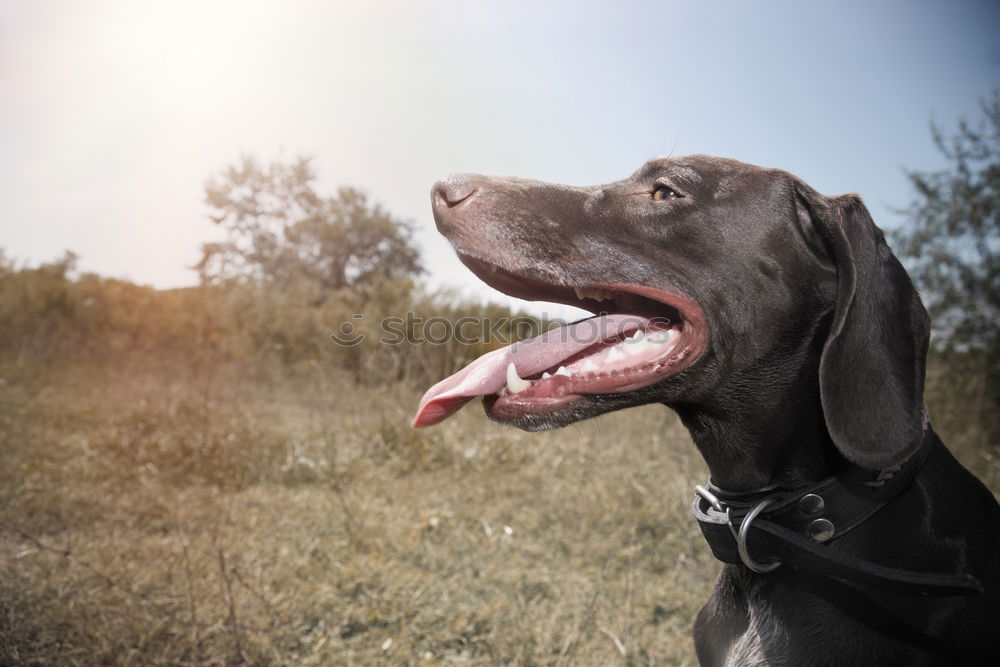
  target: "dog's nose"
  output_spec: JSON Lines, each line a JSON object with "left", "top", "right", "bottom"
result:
{"left": 432, "top": 175, "right": 479, "bottom": 213}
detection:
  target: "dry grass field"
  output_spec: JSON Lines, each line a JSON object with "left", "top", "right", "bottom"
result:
{"left": 0, "top": 319, "right": 995, "bottom": 665}
{"left": 1, "top": 359, "right": 723, "bottom": 665}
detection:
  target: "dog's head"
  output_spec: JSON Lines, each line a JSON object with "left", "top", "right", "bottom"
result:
{"left": 414, "top": 156, "right": 928, "bottom": 469}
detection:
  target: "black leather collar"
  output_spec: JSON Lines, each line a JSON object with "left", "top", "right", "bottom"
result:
{"left": 692, "top": 425, "right": 984, "bottom": 596}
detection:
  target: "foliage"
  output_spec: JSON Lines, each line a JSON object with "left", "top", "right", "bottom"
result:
{"left": 0, "top": 250, "right": 80, "bottom": 360}
{"left": 0, "top": 249, "right": 537, "bottom": 392}
{"left": 196, "top": 155, "right": 424, "bottom": 301}
{"left": 893, "top": 92, "right": 1000, "bottom": 451}
{"left": 894, "top": 92, "right": 999, "bottom": 350}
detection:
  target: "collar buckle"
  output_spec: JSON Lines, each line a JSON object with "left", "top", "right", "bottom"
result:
{"left": 696, "top": 485, "right": 782, "bottom": 573}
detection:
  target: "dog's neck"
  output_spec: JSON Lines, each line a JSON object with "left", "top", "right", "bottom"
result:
{"left": 675, "top": 402, "right": 847, "bottom": 492}
{"left": 669, "top": 345, "right": 848, "bottom": 492}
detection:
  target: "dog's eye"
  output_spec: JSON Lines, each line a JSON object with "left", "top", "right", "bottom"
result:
{"left": 651, "top": 185, "right": 681, "bottom": 201}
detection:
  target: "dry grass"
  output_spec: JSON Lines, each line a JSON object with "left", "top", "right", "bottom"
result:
{"left": 0, "top": 363, "right": 716, "bottom": 665}
{"left": 3, "top": 358, "right": 996, "bottom": 665}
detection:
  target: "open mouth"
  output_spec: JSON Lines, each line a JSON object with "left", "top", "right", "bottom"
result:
{"left": 412, "top": 254, "right": 708, "bottom": 428}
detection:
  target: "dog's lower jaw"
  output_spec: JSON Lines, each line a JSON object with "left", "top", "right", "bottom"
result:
{"left": 485, "top": 380, "right": 694, "bottom": 432}
{"left": 485, "top": 405, "right": 579, "bottom": 431}
{"left": 484, "top": 393, "right": 623, "bottom": 431}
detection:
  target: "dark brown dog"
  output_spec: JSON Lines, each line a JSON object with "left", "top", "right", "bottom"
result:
{"left": 414, "top": 156, "right": 1000, "bottom": 665}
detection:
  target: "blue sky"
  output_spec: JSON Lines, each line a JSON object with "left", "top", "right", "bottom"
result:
{"left": 1, "top": 0, "right": 998, "bottom": 317}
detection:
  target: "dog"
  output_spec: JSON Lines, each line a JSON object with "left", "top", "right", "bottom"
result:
{"left": 412, "top": 155, "right": 1000, "bottom": 665}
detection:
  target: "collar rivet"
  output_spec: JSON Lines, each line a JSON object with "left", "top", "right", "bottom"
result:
{"left": 798, "top": 493, "right": 825, "bottom": 516}
{"left": 808, "top": 518, "right": 836, "bottom": 542}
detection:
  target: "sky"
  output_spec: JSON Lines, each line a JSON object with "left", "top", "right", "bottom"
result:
{"left": 1, "top": 0, "right": 998, "bottom": 319}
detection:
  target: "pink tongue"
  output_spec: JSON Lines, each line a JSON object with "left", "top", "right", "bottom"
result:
{"left": 411, "top": 313, "right": 649, "bottom": 427}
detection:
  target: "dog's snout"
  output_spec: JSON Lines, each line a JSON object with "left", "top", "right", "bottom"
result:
{"left": 432, "top": 175, "right": 479, "bottom": 212}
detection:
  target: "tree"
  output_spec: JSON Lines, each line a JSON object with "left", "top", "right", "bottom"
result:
{"left": 894, "top": 93, "right": 1000, "bottom": 463}
{"left": 893, "top": 92, "right": 999, "bottom": 350}
{"left": 196, "top": 155, "right": 424, "bottom": 297}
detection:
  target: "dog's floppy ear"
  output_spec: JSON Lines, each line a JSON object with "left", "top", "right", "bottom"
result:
{"left": 796, "top": 183, "right": 930, "bottom": 469}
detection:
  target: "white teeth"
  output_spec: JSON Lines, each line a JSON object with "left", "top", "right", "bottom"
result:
{"left": 506, "top": 362, "right": 531, "bottom": 394}
{"left": 536, "top": 329, "right": 681, "bottom": 381}
{"left": 573, "top": 286, "right": 613, "bottom": 302}
{"left": 623, "top": 328, "right": 680, "bottom": 356}
{"left": 624, "top": 339, "right": 648, "bottom": 355}
{"left": 647, "top": 329, "right": 677, "bottom": 345}
{"left": 590, "top": 289, "right": 610, "bottom": 301}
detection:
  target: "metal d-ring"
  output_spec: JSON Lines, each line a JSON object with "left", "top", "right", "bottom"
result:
{"left": 737, "top": 497, "right": 782, "bottom": 573}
